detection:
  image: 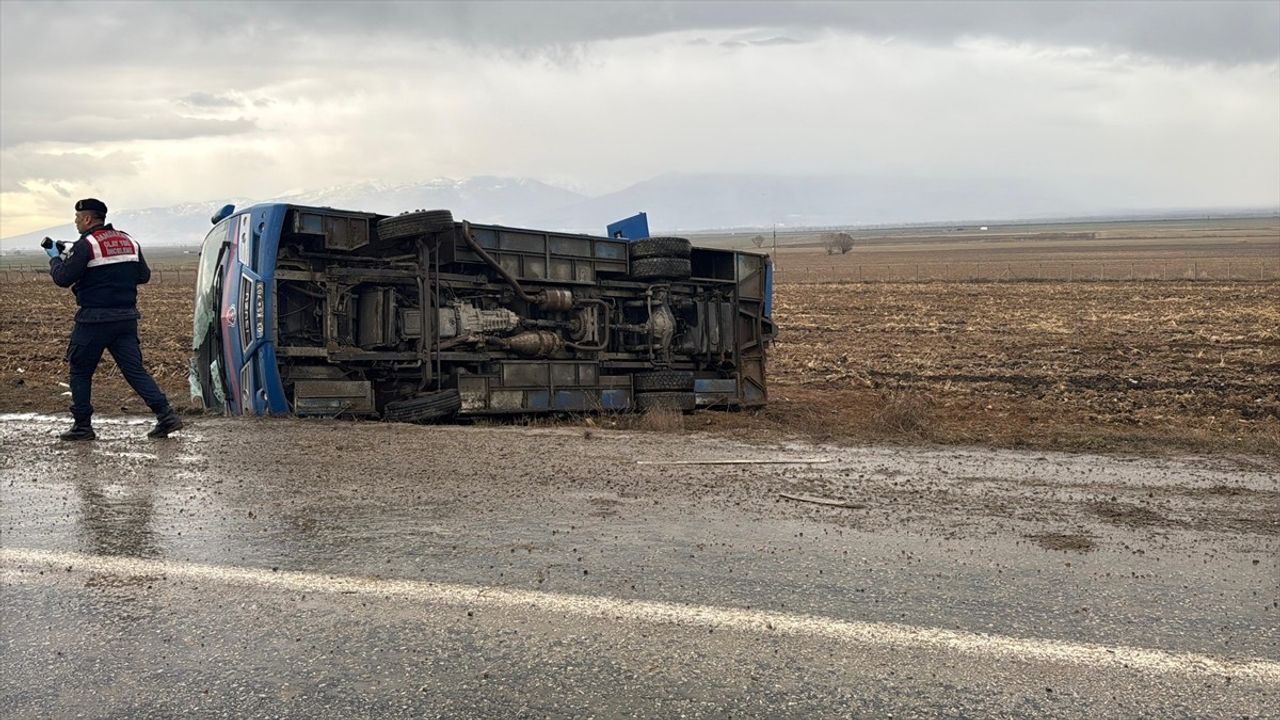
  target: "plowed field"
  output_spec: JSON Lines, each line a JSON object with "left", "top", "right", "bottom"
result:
{"left": 1, "top": 275, "right": 1276, "bottom": 454}
{"left": 743, "top": 281, "right": 1279, "bottom": 453}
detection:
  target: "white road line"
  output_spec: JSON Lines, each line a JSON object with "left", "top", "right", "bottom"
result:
{"left": 4, "top": 546, "right": 1277, "bottom": 683}
{"left": 635, "top": 458, "right": 832, "bottom": 465}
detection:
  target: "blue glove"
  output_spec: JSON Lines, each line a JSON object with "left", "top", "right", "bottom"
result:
{"left": 45, "top": 244, "right": 60, "bottom": 259}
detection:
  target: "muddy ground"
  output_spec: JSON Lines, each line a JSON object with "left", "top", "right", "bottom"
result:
{"left": 1, "top": 273, "right": 1276, "bottom": 456}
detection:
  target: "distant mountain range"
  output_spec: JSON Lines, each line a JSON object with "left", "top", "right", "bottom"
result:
{"left": 0, "top": 176, "right": 589, "bottom": 252}
{"left": 2, "top": 173, "right": 1275, "bottom": 252}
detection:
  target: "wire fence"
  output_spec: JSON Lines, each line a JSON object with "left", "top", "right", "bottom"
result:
{"left": 3, "top": 257, "right": 1278, "bottom": 285}
{"left": 1, "top": 265, "right": 201, "bottom": 285}
{"left": 771, "top": 257, "right": 1280, "bottom": 284}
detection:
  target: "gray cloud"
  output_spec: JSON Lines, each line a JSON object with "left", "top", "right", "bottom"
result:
{"left": 178, "top": 92, "right": 245, "bottom": 109}
{"left": 0, "top": 0, "right": 1275, "bottom": 236}
{"left": 720, "top": 37, "right": 806, "bottom": 49}
{"left": 2, "top": 1, "right": 1276, "bottom": 67}
{"left": 248, "top": 1, "right": 1280, "bottom": 63}
{"left": 0, "top": 150, "right": 143, "bottom": 191}
{"left": 2, "top": 114, "right": 256, "bottom": 146}
{"left": 749, "top": 37, "right": 805, "bottom": 47}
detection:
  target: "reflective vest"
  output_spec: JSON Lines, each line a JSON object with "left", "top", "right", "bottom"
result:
{"left": 84, "top": 227, "right": 141, "bottom": 268}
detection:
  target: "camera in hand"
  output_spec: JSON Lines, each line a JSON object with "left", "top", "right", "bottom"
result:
{"left": 40, "top": 237, "right": 70, "bottom": 253}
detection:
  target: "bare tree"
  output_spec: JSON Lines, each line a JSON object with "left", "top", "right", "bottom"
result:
{"left": 822, "top": 232, "right": 855, "bottom": 255}
{"left": 750, "top": 234, "right": 766, "bottom": 248}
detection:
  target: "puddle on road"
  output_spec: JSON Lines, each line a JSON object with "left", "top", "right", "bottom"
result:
{"left": 2, "top": 411, "right": 1276, "bottom": 658}
{"left": 0, "top": 413, "right": 151, "bottom": 425}
{"left": 1, "top": 413, "right": 211, "bottom": 451}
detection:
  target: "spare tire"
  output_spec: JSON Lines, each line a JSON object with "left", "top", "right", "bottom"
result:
{"left": 629, "top": 236, "right": 692, "bottom": 260}
{"left": 377, "top": 209, "right": 455, "bottom": 243}
{"left": 634, "top": 370, "right": 695, "bottom": 392}
{"left": 630, "top": 257, "right": 691, "bottom": 280}
{"left": 382, "top": 389, "right": 462, "bottom": 423}
{"left": 635, "top": 391, "right": 697, "bottom": 413}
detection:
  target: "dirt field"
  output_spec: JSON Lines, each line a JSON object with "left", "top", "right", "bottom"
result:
{"left": 733, "top": 281, "right": 1279, "bottom": 454}
{"left": 2, "top": 271, "right": 1276, "bottom": 455}
{"left": 707, "top": 217, "right": 1280, "bottom": 282}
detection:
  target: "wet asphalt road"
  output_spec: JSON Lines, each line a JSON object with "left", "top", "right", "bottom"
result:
{"left": 1, "top": 413, "right": 1277, "bottom": 718}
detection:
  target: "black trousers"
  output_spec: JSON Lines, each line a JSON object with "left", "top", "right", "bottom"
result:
{"left": 67, "top": 319, "right": 169, "bottom": 421}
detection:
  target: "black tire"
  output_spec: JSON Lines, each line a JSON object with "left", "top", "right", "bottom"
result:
{"left": 629, "top": 236, "right": 692, "bottom": 260}
{"left": 377, "top": 209, "right": 455, "bottom": 242}
{"left": 630, "top": 257, "right": 691, "bottom": 280}
{"left": 382, "top": 389, "right": 462, "bottom": 423}
{"left": 635, "top": 391, "right": 697, "bottom": 413}
{"left": 634, "top": 370, "right": 695, "bottom": 393}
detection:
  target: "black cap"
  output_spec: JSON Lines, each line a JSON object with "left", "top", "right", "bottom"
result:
{"left": 75, "top": 198, "right": 108, "bottom": 215}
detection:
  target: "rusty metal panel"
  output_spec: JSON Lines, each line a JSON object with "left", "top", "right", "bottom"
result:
{"left": 458, "top": 376, "right": 489, "bottom": 411}
{"left": 549, "top": 258, "right": 574, "bottom": 281}
{"left": 736, "top": 253, "right": 765, "bottom": 299}
{"left": 292, "top": 380, "right": 374, "bottom": 414}
{"left": 550, "top": 237, "right": 592, "bottom": 257}
{"left": 499, "top": 232, "right": 546, "bottom": 253}
{"left": 550, "top": 363, "right": 577, "bottom": 387}
{"left": 292, "top": 211, "right": 371, "bottom": 251}
{"left": 498, "top": 254, "right": 521, "bottom": 277}
{"left": 594, "top": 240, "right": 626, "bottom": 260}
{"left": 525, "top": 257, "right": 547, "bottom": 280}
{"left": 490, "top": 390, "right": 523, "bottom": 411}
{"left": 501, "top": 362, "right": 549, "bottom": 387}
{"left": 357, "top": 288, "right": 396, "bottom": 349}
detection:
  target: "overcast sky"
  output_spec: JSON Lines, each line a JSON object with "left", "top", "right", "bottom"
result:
{"left": 2, "top": 0, "right": 1278, "bottom": 236}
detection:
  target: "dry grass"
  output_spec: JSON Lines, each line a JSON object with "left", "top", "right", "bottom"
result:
{"left": 633, "top": 408, "right": 687, "bottom": 433}
{"left": 868, "top": 390, "right": 934, "bottom": 438}
{"left": 744, "top": 279, "right": 1280, "bottom": 455}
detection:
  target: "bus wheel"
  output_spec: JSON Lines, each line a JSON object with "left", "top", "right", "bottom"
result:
{"left": 629, "top": 236, "right": 692, "bottom": 260}
{"left": 630, "top": 257, "right": 691, "bottom": 280}
{"left": 382, "top": 389, "right": 462, "bottom": 423}
{"left": 635, "top": 391, "right": 696, "bottom": 413}
{"left": 377, "top": 209, "right": 455, "bottom": 242}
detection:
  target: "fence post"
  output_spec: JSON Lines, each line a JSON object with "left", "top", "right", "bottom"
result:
{"left": 1069, "top": 263, "right": 1073, "bottom": 282}
{"left": 1227, "top": 262, "right": 1232, "bottom": 281}
{"left": 915, "top": 263, "right": 920, "bottom": 282}
{"left": 1193, "top": 261, "right": 1197, "bottom": 280}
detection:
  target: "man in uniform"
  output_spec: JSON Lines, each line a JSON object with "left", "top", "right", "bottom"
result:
{"left": 46, "top": 198, "right": 183, "bottom": 441}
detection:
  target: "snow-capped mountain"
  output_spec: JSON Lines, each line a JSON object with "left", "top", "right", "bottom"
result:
{"left": 6, "top": 172, "right": 1261, "bottom": 254}
{"left": 0, "top": 177, "right": 587, "bottom": 252}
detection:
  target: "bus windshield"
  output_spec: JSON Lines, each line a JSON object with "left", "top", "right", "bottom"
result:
{"left": 189, "top": 218, "right": 232, "bottom": 409}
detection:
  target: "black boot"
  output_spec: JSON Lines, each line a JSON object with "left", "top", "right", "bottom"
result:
{"left": 59, "top": 419, "right": 96, "bottom": 442}
{"left": 148, "top": 407, "right": 184, "bottom": 439}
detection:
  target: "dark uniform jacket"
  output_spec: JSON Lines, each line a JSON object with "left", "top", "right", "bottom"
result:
{"left": 49, "top": 224, "right": 151, "bottom": 323}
